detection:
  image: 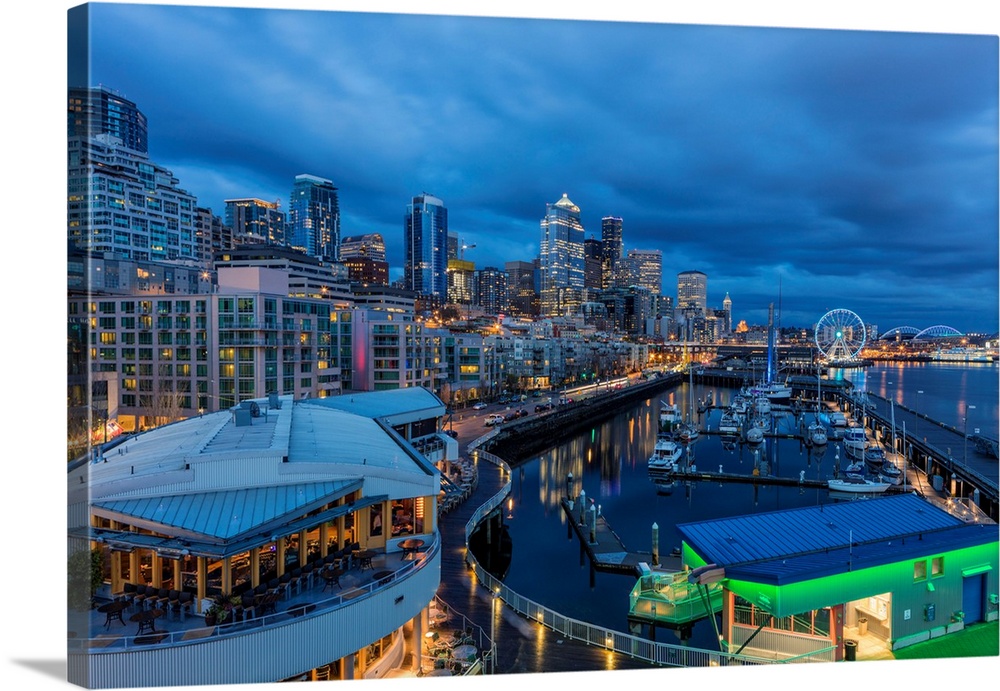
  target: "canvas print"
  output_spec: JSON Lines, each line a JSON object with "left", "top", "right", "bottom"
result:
{"left": 66, "top": 2, "right": 999, "bottom": 689}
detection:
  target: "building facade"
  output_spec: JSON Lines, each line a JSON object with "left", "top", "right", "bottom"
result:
{"left": 69, "top": 85, "right": 148, "bottom": 153}
{"left": 404, "top": 194, "right": 449, "bottom": 307}
{"left": 224, "top": 198, "right": 286, "bottom": 246}
{"left": 539, "top": 194, "right": 585, "bottom": 318}
{"left": 628, "top": 249, "right": 662, "bottom": 296}
{"left": 288, "top": 174, "right": 340, "bottom": 260}
{"left": 68, "top": 133, "right": 199, "bottom": 262}
{"left": 600, "top": 216, "right": 624, "bottom": 289}
{"left": 677, "top": 270, "right": 708, "bottom": 314}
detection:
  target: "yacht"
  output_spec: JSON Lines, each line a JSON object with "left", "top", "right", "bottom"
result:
{"left": 647, "top": 435, "right": 682, "bottom": 472}
{"left": 659, "top": 401, "right": 682, "bottom": 433}
{"left": 828, "top": 476, "right": 892, "bottom": 494}
{"left": 843, "top": 426, "right": 868, "bottom": 456}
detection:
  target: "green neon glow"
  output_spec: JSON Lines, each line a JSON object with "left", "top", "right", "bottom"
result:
{"left": 724, "top": 541, "right": 997, "bottom": 619}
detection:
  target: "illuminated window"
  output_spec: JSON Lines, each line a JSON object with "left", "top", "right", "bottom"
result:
{"left": 913, "top": 560, "right": 927, "bottom": 582}
{"left": 931, "top": 557, "right": 944, "bottom": 577}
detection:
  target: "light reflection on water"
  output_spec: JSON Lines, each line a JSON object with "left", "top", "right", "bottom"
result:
{"left": 499, "top": 364, "right": 996, "bottom": 650}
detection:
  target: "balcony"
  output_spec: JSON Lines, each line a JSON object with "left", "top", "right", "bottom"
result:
{"left": 70, "top": 538, "right": 441, "bottom": 687}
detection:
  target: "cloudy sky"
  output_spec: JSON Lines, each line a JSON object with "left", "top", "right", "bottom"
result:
{"left": 73, "top": 1, "right": 998, "bottom": 333}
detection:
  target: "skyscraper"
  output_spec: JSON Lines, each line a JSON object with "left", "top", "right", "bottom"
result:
{"left": 627, "top": 249, "right": 662, "bottom": 296}
{"left": 224, "top": 198, "right": 285, "bottom": 246}
{"left": 475, "top": 267, "right": 509, "bottom": 315}
{"left": 722, "top": 292, "right": 733, "bottom": 334}
{"left": 677, "top": 270, "right": 708, "bottom": 313}
{"left": 539, "top": 194, "right": 585, "bottom": 317}
{"left": 600, "top": 216, "right": 624, "bottom": 289}
{"left": 69, "top": 85, "right": 148, "bottom": 153}
{"left": 287, "top": 174, "right": 340, "bottom": 260}
{"left": 583, "top": 237, "right": 604, "bottom": 290}
{"left": 404, "top": 193, "right": 449, "bottom": 305}
{"left": 68, "top": 86, "right": 198, "bottom": 263}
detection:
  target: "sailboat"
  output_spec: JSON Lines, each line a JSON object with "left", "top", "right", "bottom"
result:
{"left": 677, "top": 363, "right": 700, "bottom": 443}
{"left": 808, "top": 363, "right": 828, "bottom": 446}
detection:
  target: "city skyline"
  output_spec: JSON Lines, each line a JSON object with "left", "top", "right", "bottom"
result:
{"left": 70, "top": 3, "right": 999, "bottom": 333}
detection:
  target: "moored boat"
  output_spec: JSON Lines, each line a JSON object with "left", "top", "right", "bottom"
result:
{"left": 808, "top": 422, "right": 828, "bottom": 447}
{"left": 827, "top": 476, "right": 891, "bottom": 494}
{"left": 659, "top": 400, "right": 681, "bottom": 433}
{"left": 829, "top": 411, "right": 848, "bottom": 428}
{"left": 843, "top": 426, "right": 868, "bottom": 455}
{"left": 648, "top": 435, "right": 682, "bottom": 471}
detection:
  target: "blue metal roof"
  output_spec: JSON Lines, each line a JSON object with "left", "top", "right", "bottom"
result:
{"left": 93, "top": 479, "right": 361, "bottom": 544}
{"left": 677, "top": 494, "right": 998, "bottom": 585}
{"left": 309, "top": 387, "right": 444, "bottom": 420}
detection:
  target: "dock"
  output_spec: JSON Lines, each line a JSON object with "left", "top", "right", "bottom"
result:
{"left": 559, "top": 496, "right": 681, "bottom": 585}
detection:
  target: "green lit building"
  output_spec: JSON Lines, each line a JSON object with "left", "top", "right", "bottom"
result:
{"left": 676, "top": 493, "right": 998, "bottom": 661}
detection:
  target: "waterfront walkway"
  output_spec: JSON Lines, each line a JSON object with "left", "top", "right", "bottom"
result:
{"left": 434, "top": 452, "right": 659, "bottom": 675}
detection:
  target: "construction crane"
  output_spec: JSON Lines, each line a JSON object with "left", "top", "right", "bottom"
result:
{"left": 459, "top": 240, "right": 476, "bottom": 260}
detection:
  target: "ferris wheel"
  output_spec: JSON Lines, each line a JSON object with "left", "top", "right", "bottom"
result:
{"left": 815, "top": 309, "right": 866, "bottom": 361}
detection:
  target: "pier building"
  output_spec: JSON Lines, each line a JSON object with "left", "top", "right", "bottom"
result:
{"left": 68, "top": 388, "right": 453, "bottom": 687}
{"left": 674, "top": 493, "right": 998, "bottom": 661}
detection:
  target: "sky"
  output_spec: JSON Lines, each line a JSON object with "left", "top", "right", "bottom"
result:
{"left": 68, "top": 1, "right": 1000, "bottom": 335}
{"left": 0, "top": 0, "right": 1000, "bottom": 691}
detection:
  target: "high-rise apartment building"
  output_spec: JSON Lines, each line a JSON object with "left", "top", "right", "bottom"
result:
{"left": 68, "top": 133, "right": 199, "bottom": 262}
{"left": 539, "top": 194, "right": 585, "bottom": 317}
{"left": 339, "top": 233, "right": 387, "bottom": 262}
{"left": 446, "top": 258, "right": 475, "bottom": 307}
{"left": 69, "top": 85, "right": 148, "bottom": 153}
{"left": 627, "top": 249, "right": 662, "bottom": 296}
{"left": 505, "top": 260, "right": 539, "bottom": 318}
{"left": 287, "top": 174, "right": 340, "bottom": 260}
{"left": 677, "top": 270, "right": 708, "bottom": 314}
{"left": 224, "top": 198, "right": 286, "bottom": 246}
{"left": 404, "top": 193, "right": 449, "bottom": 306}
{"left": 583, "top": 237, "right": 604, "bottom": 290}
{"left": 68, "top": 267, "right": 342, "bottom": 430}
{"left": 600, "top": 216, "right": 624, "bottom": 289}
{"left": 475, "top": 267, "right": 508, "bottom": 315}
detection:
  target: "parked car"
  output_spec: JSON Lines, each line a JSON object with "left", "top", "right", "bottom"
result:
{"left": 517, "top": 409, "right": 528, "bottom": 418}
{"left": 444, "top": 429, "right": 458, "bottom": 438}
{"left": 484, "top": 414, "right": 504, "bottom": 427}
{"left": 534, "top": 403, "right": 553, "bottom": 413}
{"left": 472, "top": 402, "right": 487, "bottom": 410}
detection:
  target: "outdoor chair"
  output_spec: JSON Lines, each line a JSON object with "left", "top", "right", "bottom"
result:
{"left": 172, "top": 592, "right": 194, "bottom": 620}
{"left": 115, "top": 582, "right": 138, "bottom": 605}
{"left": 132, "top": 584, "right": 152, "bottom": 609}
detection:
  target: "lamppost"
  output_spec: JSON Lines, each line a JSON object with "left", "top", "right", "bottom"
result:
{"left": 490, "top": 586, "right": 499, "bottom": 673}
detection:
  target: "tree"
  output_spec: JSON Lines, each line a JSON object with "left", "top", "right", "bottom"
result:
{"left": 68, "top": 547, "right": 104, "bottom": 611}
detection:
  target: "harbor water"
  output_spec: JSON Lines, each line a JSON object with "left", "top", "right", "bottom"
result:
{"left": 496, "top": 362, "right": 998, "bottom": 651}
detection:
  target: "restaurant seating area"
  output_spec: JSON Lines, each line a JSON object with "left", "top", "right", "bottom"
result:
{"left": 437, "top": 456, "right": 478, "bottom": 516}
{"left": 85, "top": 545, "right": 428, "bottom": 646}
{"left": 419, "top": 598, "right": 487, "bottom": 676}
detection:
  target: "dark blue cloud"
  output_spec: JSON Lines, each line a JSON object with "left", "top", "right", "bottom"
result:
{"left": 83, "top": 4, "right": 998, "bottom": 333}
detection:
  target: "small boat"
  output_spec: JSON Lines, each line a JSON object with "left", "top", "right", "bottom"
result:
{"left": 677, "top": 423, "right": 700, "bottom": 444}
{"left": 648, "top": 435, "right": 682, "bottom": 471}
{"left": 878, "top": 461, "right": 903, "bottom": 485}
{"left": 808, "top": 422, "right": 828, "bottom": 447}
{"left": 829, "top": 411, "right": 848, "bottom": 428}
{"left": 745, "top": 421, "right": 765, "bottom": 445}
{"left": 753, "top": 396, "right": 772, "bottom": 416}
{"left": 864, "top": 444, "right": 887, "bottom": 471}
{"left": 827, "top": 476, "right": 891, "bottom": 494}
{"left": 731, "top": 394, "right": 749, "bottom": 416}
{"left": 752, "top": 382, "right": 793, "bottom": 404}
{"left": 843, "top": 459, "right": 866, "bottom": 479}
{"left": 659, "top": 401, "right": 681, "bottom": 433}
{"left": 843, "top": 426, "right": 868, "bottom": 454}
{"left": 718, "top": 409, "right": 742, "bottom": 435}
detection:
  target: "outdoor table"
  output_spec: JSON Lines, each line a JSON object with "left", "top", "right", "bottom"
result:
{"left": 98, "top": 600, "right": 128, "bottom": 629}
{"left": 354, "top": 549, "right": 375, "bottom": 570}
{"left": 129, "top": 608, "right": 163, "bottom": 636}
{"left": 399, "top": 538, "right": 425, "bottom": 560}
{"left": 451, "top": 644, "right": 477, "bottom": 663}
{"left": 321, "top": 568, "right": 343, "bottom": 592}
{"left": 372, "top": 569, "right": 393, "bottom": 586}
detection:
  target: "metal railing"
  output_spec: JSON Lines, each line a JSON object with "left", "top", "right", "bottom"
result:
{"left": 464, "top": 446, "right": 783, "bottom": 669}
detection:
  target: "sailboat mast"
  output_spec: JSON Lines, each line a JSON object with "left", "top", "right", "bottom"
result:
{"left": 766, "top": 303, "right": 775, "bottom": 385}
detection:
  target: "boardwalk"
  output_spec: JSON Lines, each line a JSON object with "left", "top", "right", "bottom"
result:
{"left": 435, "top": 456, "right": 659, "bottom": 675}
